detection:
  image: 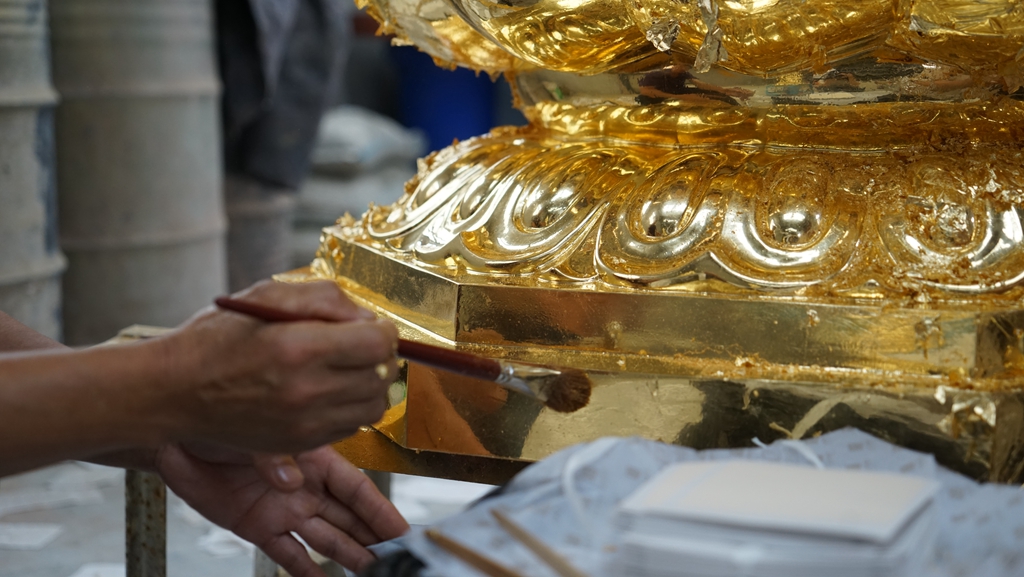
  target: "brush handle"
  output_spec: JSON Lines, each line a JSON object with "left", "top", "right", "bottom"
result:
{"left": 214, "top": 296, "right": 503, "bottom": 382}
{"left": 425, "top": 529, "right": 527, "bottom": 577}
{"left": 395, "top": 339, "right": 501, "bottom": 382}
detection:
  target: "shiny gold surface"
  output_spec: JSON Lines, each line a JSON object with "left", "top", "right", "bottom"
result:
{"left": 300, "top": 0, "right": 1024, "bottom": 484}
{"left": 355, "top": 0, "right": 520, "bottom": 74}
{"left": 890, "top": 0, "right": 1024, "bottom": 90}
{"left": 513, "top": 67, "right": 1024, "bottom": 137}
{"left": 333, "top": 427, "right": 527, "bottom": 485}
{"left": 286, "top": 259, "right": 1024, "bottom": 483}
{"left": 395, "top": 364, "right": 1024, "bottom": 483}
{"left": 322, "top": 248, "right": 1021, "bottom": 378}
{"left": 361, "top": 0, "right": 1024, "bottom": 82}
{"left": 443, "top": 0, "right": 664, "bottom": 74}
{"left": 318, "top": 126, "right": 1024, "bottom": 299}
{"left": 627, "top": 0, "right": 896, "bottom": 75}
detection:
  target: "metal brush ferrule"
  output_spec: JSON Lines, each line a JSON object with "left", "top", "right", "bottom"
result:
{"left": 495, "top": 361, "right": 560, "bottom": 398}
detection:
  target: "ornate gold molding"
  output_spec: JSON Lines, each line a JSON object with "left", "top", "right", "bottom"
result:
{"left": 320, "top": 123, "right": 1024, "bottom": 299}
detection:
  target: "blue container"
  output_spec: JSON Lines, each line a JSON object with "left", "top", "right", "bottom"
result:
{"left": 392, "top": 46, "right": 495, "bottom": 152}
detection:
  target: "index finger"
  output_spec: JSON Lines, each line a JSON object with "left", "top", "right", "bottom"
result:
{"left": 235, "top": 280, "right": 375, "bottom": 324}
{"left": 310, "top": 449, "right": 410, "bottom": 542}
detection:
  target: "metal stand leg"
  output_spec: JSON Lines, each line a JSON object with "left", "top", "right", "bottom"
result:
{"left": 254, "top": 549, "right": 279, "bottom": 577}
{"left": 126, "top": 470, "right": 166, "bottom": 577}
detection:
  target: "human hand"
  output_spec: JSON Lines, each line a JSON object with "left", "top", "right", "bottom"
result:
{"left": 157, "top": 443, "right": 409, "bottom": 575}
{"left": 150, "top": 280, "right": 399, "bottom": 454}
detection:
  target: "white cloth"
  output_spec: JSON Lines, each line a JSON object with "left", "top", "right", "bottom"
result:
{"left": 371, "top": 429, "right": 1024, "bottom": 577}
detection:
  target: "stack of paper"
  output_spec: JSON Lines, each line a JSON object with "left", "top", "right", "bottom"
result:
{"left": 614, "top": 460, "right": 939, "bottom": 577}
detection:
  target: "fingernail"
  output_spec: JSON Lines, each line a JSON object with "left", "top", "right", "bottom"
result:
{"left": 275, "top": 464, "right": 302, "bottom": 486}
{"left": 355, "top": 307, "right": 377, "bottom": 320}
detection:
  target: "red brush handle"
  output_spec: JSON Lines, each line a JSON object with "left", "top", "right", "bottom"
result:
{"left": 395, "top": 339, "right": 501, "bottom": 382}
{"left": 214, "top": 296, "right": 503, "bottom": 382}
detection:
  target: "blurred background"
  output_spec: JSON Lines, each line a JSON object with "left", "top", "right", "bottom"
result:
{"left": 1, "top": 0, "right": 526, "bottom": 349}
{"left": 0, "top": 0, "right": 518, "bottom": 575}
{"left": 288, "top": 11, "right": 525, "bottom": 281}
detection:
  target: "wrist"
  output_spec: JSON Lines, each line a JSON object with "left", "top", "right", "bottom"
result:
{"left": 79, "top": 336, "right": 197, "bottom": 450}
{"left": 0, "top": 342, "right": 184, "bottom": 476}
{"left": 127, "top": 334, "right": 198, "bottom": 447}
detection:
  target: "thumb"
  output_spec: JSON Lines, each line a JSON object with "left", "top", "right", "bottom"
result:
{"left": 252, "top": 453, "right": 305, "bottom": 492}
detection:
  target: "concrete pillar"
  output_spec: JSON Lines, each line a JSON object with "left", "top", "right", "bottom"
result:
{"left": 50, "top": 0, "right": 227, "bottom": 344}
{"left": 0, "top": 0, "right": 66, "bottom": 340}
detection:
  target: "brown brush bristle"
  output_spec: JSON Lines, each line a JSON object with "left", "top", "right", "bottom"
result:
{"left": 541, "top": 369, "right": 592, "bottom": 413}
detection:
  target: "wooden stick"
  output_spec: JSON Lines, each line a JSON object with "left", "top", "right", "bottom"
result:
{"left": 491, "top": 509, "right": 590, "bottom": 577}
{"left": 425, "top": 528, "right": 527, "bottom": 577}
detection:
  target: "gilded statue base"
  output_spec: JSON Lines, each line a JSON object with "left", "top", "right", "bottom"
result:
{"left": 291, "top": 161, "right": 1024, "bottom": 483}
{"left": 294, "top": 0, "right": 1024, "bottom": 483}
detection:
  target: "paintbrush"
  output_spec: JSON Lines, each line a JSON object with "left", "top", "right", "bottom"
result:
{"left": 491, "top": 509, "right": 589, "bottom": 577}
{"left": 425, "top": 528, "right": 527, "bottom": 577}
{"left": 213, "top": 296, "right": 592, "bottom": 413}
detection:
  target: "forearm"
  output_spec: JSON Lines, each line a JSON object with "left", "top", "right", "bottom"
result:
{"left": 0, "top": 342, "right": 177, "bottom": 477}
{"left": 0, "top": 311, "right": 162, "bottom": 472}
{"left": 0, "top": 281, "right": 399, "bottom": 476}
{"left": 0, "top": 312, "right": 65, "bottom": 352}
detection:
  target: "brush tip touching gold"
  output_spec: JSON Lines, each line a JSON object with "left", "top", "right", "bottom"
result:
{"left": 541, "top": 368, "right": 592, "bottom": 413}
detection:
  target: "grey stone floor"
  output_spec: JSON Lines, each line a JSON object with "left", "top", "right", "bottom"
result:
{"left": 0, "top": 463, "right": 491, "bottom": 577}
